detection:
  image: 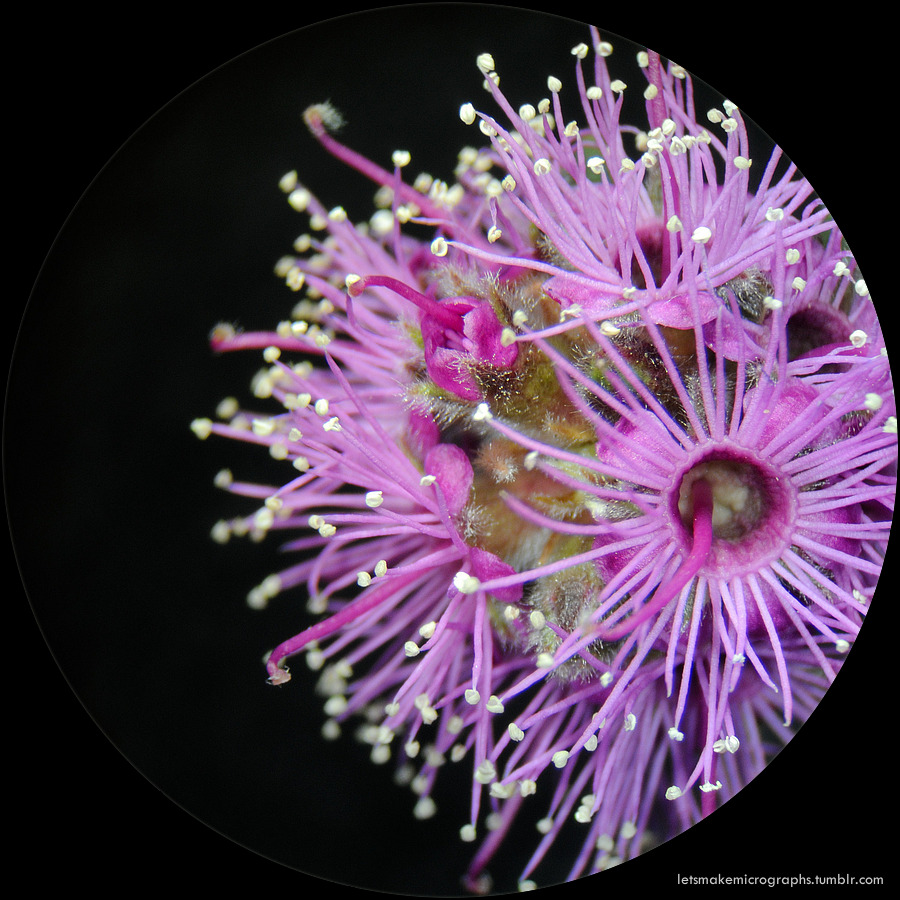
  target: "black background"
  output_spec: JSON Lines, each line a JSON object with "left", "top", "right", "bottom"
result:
{"left": 8, "top": 4, "right": 890, "bottom": 897}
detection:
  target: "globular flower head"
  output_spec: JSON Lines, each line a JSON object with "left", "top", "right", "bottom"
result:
{"left": 193, "top": 28, "right": 894, "bottom": 892}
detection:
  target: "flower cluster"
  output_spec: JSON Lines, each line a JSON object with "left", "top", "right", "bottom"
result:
{"left": 193, "top": 30, "right": 895, "bottom": 891}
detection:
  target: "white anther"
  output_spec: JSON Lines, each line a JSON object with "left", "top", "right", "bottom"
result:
{"left": 587, "top": 156, "right": 605, "bottom": 174}
{"left": 460, "top": 824, "right": 477, "bottom": 843}
{"left": 600, "top": 672, "right": 613, "bottom": 687}
{"left": 574, "top": 805, "right": 593, "bottom": 824}
{"left": 190, "top": 417, "right": 213, "bottom": 440}
{"left": 413, "top": 796, "right": 437, "bottom": 819}
{"left": 623, "top": 713, "right": 636, "bottom": 732}
{"left": 666, "top": 215, "right": 683, "bottom": 233}
{"left": 700, "top": 781, "right": 723, "bottom": 792}
{"left": 552, "top": 750, "right": 570, "bottom": 768}
{"left": 792, "top": 276, "right": 807, "bottom": 291}
{"left": 473, "top": 403, "right": 493, "bottom": 421}
{"left": 278, "top": 170, "right": 298, "bottom": 193}
{"left": 323, "top": 416, "right": 341, "bottom": 432}
{"left": 668, "top": 727, "right": 684, "bottom": 742}
{"left": 536, "top": 653, "right": 555, "bottom": 668}
{"left": 486, "top": 695, "right": 505, "bottom": 714}
{"left": 474, "top": 759, "right": 496, "bottom": 784}
{"left": 365, "top": 490, "right": 384, "bottom": 508}
{"left": 884, "top": 416, "right": 897, "bottom": 434}
{"left": 374, "top": 559, "right": 388, "bottom": 577}
{"left": 318, "top": 523, "right": 336, "bottom": 537}
{"left": 465, "top": 688, "right": 481, "bottom": 705}
{"left": 865, "top": 393, "right": 883, "bottom": 411}
{"left": 287, "top": 187, "right": 311, "bottom": 211}
{"left": 476, "top": 52, "right": 495, "bottom": 73}
{"left": 734, "top": 156, "right": 752, "bottom": 169}
{"left": 419, "top": 474, "right": 437, "bottom": 486}
{"left": 357, "top": 572, "right": 372, "bottom": 587}
{"left": 643, "top": 84, "right": 658, "bottom": 101}
{"left": 547, "top": 75, "right": 562, "bottom": 93}
{"left": 855, "top": 278, "right": 869, "bottom": 296}
{"left": 571, "top": 42, "right": 589, "bottom": 58}
{"left": 610, "top": 79, "right": 626, "bottom": 93}
{"left": 665, "top": 786, "right": 683, "bottom": 800}
{"left": 314, "top": 398, "right": 329, "bottom": 416}
{"left": 459, "top": 103, "right": 476, "bottom": 125}
{"left": 691, "top": 226, "right": 712, "bottom": 244}
{"left": 501, "top": 174, "right": 516, "bottom": 192}
{"left": 533, "top": 158, "right": 552, "bottom": 176}
{"left": 454, "top": 572, "right": 482, "bottom": 594}
{"left": 431, "top": 237, "right": 449, "bottom": 257}
{"left": 763, "top": 295, "right": 782, "bottom": 311}
{"left": 786, "top": 248, "right": 800, "bottom": 264}
{"left": 500, "top": 326, "right": 516, "bottom": 345}
{"left": 586, "top": 85, "right": 603, "bottom": 100}
{"left": 850, "top": 330, "right": 868, "bottom": 348}
{"left": 765, "top": 207, "right": 784, "bottom": 222}
{"left": 835, "top": 639, "right": 850, "bottom": 653}
{"left": 508, "top": 722, "right": 525, "bottom": 742}
{"left": 404, "top": 641, "right": 420, "bottom": 658}
{"left": 600, "top": 321, "right": 621, "bottom": 336}
{"left": 488, "top": 225, "right": 503, "bottom": 243}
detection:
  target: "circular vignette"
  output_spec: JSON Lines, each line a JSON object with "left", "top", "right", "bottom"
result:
{"left": 8, "top": 5, "right": 891, "bottom": 897}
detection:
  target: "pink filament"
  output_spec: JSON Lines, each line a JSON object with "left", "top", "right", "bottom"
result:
{"left": 598, "top": 477, "right": 714, "bottom": 641}
{"left": 265, "top": 569, "right": 422, "bottom": 680}
{"left": 351, "top": 274, "right": 465, "bottom": 331}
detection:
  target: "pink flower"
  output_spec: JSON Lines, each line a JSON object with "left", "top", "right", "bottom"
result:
{"left": 193, "top": 28, "right": 894, "bottom": 891}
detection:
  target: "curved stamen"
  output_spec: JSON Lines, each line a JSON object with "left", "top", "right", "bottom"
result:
{"left": 265, "top": 569, "right": 423, "bottom": 682}
{"left": 348, "top": 274, "right": 465, "bottom": 331}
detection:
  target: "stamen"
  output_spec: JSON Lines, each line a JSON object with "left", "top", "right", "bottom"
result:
{"left": 347, "top": 274, "right": 464, "bottom": 331}
{"left": 598, "top": 478, "right": 713, "bottom": 640}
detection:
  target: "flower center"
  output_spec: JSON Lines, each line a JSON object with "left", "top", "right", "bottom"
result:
{"left": 677, "top": 458, "right": 761, "bottom": 541}
{"left": 672, "top": 448, "right": 795, "bottom": 576}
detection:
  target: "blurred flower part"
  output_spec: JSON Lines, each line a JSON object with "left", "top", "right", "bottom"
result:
{"left": 193, "top": 28, "right": 895, "bottom": 891}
